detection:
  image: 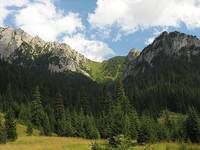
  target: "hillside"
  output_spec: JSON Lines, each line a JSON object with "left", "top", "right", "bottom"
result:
{"left": 124, "top": 31, "right": 200, "bottom": 113}
{"left": 83, "top": 56, "right": 127, "bottom": 82}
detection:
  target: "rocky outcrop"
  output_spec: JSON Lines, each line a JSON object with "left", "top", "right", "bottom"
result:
{"left": 0, "top": 27, "right": 89, "bottom": 76}
{"left": 124, "top": 31, "right": 200, "bottom": 78}
{"left": 127, "top": 48, "right": 140, "bottom": 61}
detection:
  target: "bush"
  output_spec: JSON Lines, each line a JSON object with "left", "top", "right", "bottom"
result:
{"left": 109, "top": 135, "right": 134, "bottom": 149}
{"left": 91, "top": 143, "right": 104, "bottom": 150}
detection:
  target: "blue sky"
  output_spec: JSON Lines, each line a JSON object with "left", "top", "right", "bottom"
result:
{"left": 1, "top": 0, "right": 200, "bottom": 61}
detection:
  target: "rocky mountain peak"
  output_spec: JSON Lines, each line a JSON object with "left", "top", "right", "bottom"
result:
{"left": 0, "top": 27, "right": 89, "bottom": 76}
{"left": 127, "top": 48, "right": 140, "bottom": 61}
{"left": 124, "top": 31, "right": 200, "bottom": 78}
{"left": 138, "top": 31, "right": 200, "bottom": 64}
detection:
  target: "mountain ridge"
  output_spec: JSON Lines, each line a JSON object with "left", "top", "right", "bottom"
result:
{"left": 124, "top": 31, "right": 200, "bottom": 78}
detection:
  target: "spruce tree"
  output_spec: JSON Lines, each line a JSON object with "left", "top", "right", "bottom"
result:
{"left": 54, "top": 91, "right": 66, "bottom": 136}
{"left": 84, "top": 115, "right": 100, "bottom": 139}
{"left": 111, "top": 103, "right": 124, "bottom": 136}
{"left": 0, "top": 114, "right": 6, "bottom": 144}
{"left": 76, "top": 109, "right": 86, "bottom": 137}
{"left": 137, "top": 115, "right": 157, "bottom": 144}
{"left": 115, "top": 79, "right": 130, "bottom": 114}
{"left": 41, "top": 112, "right": 51, "bottom": 136}
{"left": 65, "top": 109, "right": 75, "bottom": 136}
{"left": 129, "top": 110, "right": 140, "bottom": 139}
{"left": 5, "top": 110, "right": 17, "bottom": 141}
{"left": 186, "top": 107, "right": 200, "bottom": 143}
{"left": 31, "top": 86, "right": 43, "bottom": 128}
{"left": 101, "top": 86, "right": 112, "bottom": 113}
{"left": 26, "top": 122, "right": 33, "bottom": 136}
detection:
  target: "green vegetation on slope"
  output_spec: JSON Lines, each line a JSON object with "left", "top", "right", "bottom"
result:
{"left": 83, "top": 56, "right": 127, "bottom": 82}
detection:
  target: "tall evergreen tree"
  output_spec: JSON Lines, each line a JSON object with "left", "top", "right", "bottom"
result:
{"left": 76, "top": 109, "right": 86, "bottom": 137}
{"left": 137, "top": 114, "right": 157, "bottom": 144}
{"left": 31, "top": 86, "right": 43, "bottom": 127}
{"left": 54, "top": 91, "right": 66, "bottom": 136}
{"left": 26, "top": 122, "right": 33, "bottom": 136}
{"left": 115, "top": 79, "right": 130, "bottom": 114}
{"left": 101, "top": 86, "right": 112, "bottom": 113}
{"left": 186, "top": 107, "right": 200, "bottom": 143}
{"left": 0, "top": 114, "right": 6, "bottom": 144}
{"left": 129, "top": 110, "right": 140, "bottom": 139}
{"left": 5, "top": 110, "right": 17, "bottom": 141}
{"left": 84, "top": 115, "right": 100, "bottom": 139}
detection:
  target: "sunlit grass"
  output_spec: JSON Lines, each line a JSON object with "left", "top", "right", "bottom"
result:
{"left": 132, "top": 142, "right": 200, "bottom": 150}
{"left": 0, "top": 136, "right": 104, "bottom": 150}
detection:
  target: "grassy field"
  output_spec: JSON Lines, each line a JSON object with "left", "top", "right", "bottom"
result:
{"left": 0, "top": 136, "right": 104, "bottom": 150}
{"left": 0, "top": 123, "right": 103, "bottom": 150}
{"left": 132, "top": 143, "right": 200, "bottom": 150}
{"left": 0, "top": 124, "right": 199, "bottom": 150}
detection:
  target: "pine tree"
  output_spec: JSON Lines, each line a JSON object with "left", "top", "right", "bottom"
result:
{"left": 115, "top": 79, "right": 130, "bottom": 114}
{"left": 76, "top": 109, "right": 86, "bottom": 137}
{"left": 31, "top": 86, "right": 43, "bottom": 128}
{"left": 137, "top": 115, "right": 157, "bottom": 144}
{"left": 41, "top": 112, "right": 51, "bottom": 136}
{"left": 122, "top": 114, "right": 131, "bottom": 136}
{"left": 0, "top": 114, "right": 6, "bottom": 144}
{"left": 84, "top": 115, "right": 100, "bottom": 139}
{"left": 129, "top": 110, "right": 140, "bottom": 139}
{"left": 111, "top": 103, "right": 124, "bottom": 136}
{"left": 54, "top": 91, "right": 66, "bottom": 136}
{"left": 26, "top": 122, "right": 33, "bottom": 136}
{"left": 5, "top": 110, "right": 17, "bottom": 141}
{"left": 65, "top": 109, "right": 75, "bottom": 136}
{"left": 101, "top": 86, "right": 112, "bottom": 113}
{"left": 186, "top": 107, "right": 200, "bottom": 143}
{"left": 80, "top": 90, "right": 90, "bottom": 114}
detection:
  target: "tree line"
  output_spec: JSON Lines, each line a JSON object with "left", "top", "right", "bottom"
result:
{"left": 0, "top": 79, "right": 200, "bottom": 145}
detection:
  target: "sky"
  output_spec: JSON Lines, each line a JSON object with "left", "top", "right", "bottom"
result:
{"left": 1, "top": 0, "right": 200, "bottom": 61}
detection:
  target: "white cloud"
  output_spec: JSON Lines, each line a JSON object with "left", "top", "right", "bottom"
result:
{"left": 63, "top": 34, "right": 114, "bottom": 61}
{"left": 15, "top": 0, "right": 83, "bottom": 41}
{"left": 88, "top": 0, "right": 200, "bottom": 34}
{"left": 0, "top": 0, "right": 28, "bottom": 26}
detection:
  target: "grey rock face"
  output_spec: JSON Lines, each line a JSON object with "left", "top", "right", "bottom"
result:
{"left": 127, "top": 48, "right": 140, "bottom": 61}
{"left": 0, "top": 27, "right": 89, "bottom": 75}
{"left": 124, "top": 31, "right": 200, "bottom": 78}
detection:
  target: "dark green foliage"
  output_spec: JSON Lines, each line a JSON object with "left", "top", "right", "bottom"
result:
{"left": 109, "top": 135, "right": 134, "bottom": 149}
{"left": 76, "top": 109, "right": 86, "bottom": 137}
{"left": 91, "top": 142, "right": 103, "bottom": 150}
{"left": 31, "top": 86, "right": 43, "bottom": 127}
{"left": 137, "top": 115, "right": 157, "bottom": 144}
{"left": 5, "top": 110, "right": 17, "bottom": 141}
{"left": 98, "top": 112, "right": 112, "bottom": 138}
{"left": 65, "top": 109, "right": 75, "bottom": 136}
{"left": 54, "top": 91, "right": 66, "bottom": 136}
{"left": 26, "top": 122, "right": 33, "bottom": 136}
{"left": 0, "top": 115, "right": 6, "bottom": 144}
{"left": 84, "top": 115, "right": 100, "bottom": 139}
{"left": 41, "top": 112, "right": 51, "bottom": 136}
{"left": 186, "top": 107, "right": 200, "bottom": 143}
{"left": 101, "top": 86, "right": 112, "bottom": 113}
{"left": 1, "top": 49, "right": 200, "bottom": 143}
{"left": 115, "top": 79, "right": 130, "bottom": 114}
{"left": 129, "top": 110, "right": 139, "bottom": 140}
{"left": 31, "top": 86, "right": 51, "bottom": 135}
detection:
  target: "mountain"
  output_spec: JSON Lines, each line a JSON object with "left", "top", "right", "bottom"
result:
{"left": 0, "top": 27, "right": 89, "bottom": 76}
{"left": 0, "top": 26, "right": 200, "bottom": 116}
{"left": 0, "top": 27, "right": 128, "bottom": 81}
{"left": 83, "top": 56, "right": 127, "bottom": 82}
{"left": 124, "top": 31, "right": 200, "bottom": 112}
{"left": 124, "top": 31, "right": 200, "bottom": 78}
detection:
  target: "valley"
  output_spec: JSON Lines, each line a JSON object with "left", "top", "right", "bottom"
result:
{"left": 0, "top": 27, "right": 200, "bottom": 150}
